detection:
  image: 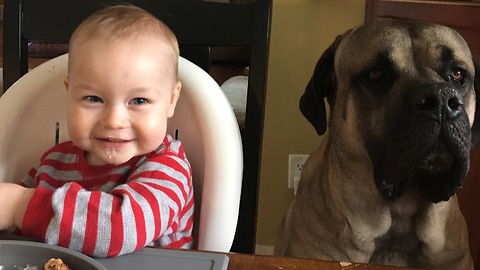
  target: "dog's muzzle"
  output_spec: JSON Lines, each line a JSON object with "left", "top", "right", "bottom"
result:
{"left": 376, "top": 83, "right": 472, "bottom": 203}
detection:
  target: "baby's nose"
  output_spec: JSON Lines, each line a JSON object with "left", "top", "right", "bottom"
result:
{"left": 101, "top": 106, "right": 129, "bottom": 129}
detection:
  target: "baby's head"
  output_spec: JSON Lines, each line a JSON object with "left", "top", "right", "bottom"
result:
{"left": 64, "top": 5, "right": 182, "bottom": 166}
{"left": 68, "top": 5, "right": 179, "bottom": 79}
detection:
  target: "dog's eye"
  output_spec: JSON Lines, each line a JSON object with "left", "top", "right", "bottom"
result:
{"left": 366, "top": 69, "right": 384, "bottom": 83}
{"left": 449, "top": 69, "right": 465, "bottom": 84}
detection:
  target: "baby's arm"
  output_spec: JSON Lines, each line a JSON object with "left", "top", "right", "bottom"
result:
{"left": 0, "top": 183, "right": 35, "bottom": 230}
{"left": 21, "top": 144, "right": 193, "bottom": 257}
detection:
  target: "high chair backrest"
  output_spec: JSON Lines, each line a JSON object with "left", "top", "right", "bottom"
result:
{"left": 0, "top": 54, "right": 243, "bottom": 253}
{"left": 3, "top": 0, "right": 272, "bottom": 253}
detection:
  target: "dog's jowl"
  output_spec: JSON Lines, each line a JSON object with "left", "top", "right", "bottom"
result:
{"left": 275, "top": 20, "right": 479, "bottom": 270}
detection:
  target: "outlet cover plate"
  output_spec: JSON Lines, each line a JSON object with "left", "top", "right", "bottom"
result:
{"left": 288, "top": 154, "right": 309, "bottom": 189}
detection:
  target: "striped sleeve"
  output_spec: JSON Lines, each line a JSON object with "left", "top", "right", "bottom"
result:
{"left": 21, "top": 137, "right": 194, "bottom": 257}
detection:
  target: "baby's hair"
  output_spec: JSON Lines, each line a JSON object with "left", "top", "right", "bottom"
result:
{"left": 69, "top": 4, "right": 179, "bottom": 77}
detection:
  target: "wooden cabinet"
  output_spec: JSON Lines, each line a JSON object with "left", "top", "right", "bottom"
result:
{"left": 365, "top": 0, "right": 480, "bottom": 59}
{"left": 365, "top": 1, "right": 480, "bottom": 268}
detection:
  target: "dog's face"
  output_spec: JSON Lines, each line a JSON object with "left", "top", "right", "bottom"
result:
{"left": 300, "top": 21, "right": 480, "bottom": 203}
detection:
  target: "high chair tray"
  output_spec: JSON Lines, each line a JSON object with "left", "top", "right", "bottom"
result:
{"left": 0, "top": 240, "right": 106, "bottom": 270}
{"left": 96, "top": 247, "right": 229, "bottom": 270}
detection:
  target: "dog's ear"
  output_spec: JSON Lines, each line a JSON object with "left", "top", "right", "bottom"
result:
{"left": 471, "top": 59, "right": 480, "bottom": 145}
{"left": 299, "top": 34, "right": 345, "bottom": 136}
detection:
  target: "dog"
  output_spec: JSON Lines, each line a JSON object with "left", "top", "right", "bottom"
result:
{"left": 275, "top": 20, "right": 479, "bottom": 270}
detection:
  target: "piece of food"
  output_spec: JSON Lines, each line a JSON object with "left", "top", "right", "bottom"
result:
{"left": 43, "top": 259, "right": 70, "bottom": 270}
{"left": 17, "top": 267, "right": 39, "bottom": 270}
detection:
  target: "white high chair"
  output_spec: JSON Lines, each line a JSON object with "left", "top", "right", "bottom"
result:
{"left": 0, "top": 54, "right": 243, "bottom": 253}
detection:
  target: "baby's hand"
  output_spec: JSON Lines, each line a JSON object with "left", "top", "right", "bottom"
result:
{"left": 0, "top": 183, "right": 35, "bottom": 230}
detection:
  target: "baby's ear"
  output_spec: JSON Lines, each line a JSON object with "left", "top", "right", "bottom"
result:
{"left": 63, "top": 76, "right": 69, "bottom": 90}
{"left": 168, "top": 81, "right": 182, "bottom": 118}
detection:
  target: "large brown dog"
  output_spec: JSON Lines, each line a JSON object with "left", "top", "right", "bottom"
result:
{"left": 275, "top": 20, "right": 479, "bottom": 270}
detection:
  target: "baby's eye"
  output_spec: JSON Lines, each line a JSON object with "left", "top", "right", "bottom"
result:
{"left": 130, "top": 98, "right": 149, "bottom": 105}
{"left": 84, "top": 96, "right": 103, "bottom": 103}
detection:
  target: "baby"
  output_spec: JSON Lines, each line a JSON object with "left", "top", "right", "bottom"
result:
{"left": 0, "top": 5, "right": 193, "bottom": 257}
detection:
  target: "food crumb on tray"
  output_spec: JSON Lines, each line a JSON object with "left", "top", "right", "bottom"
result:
{"left": 0, "top": 258, "right": 71, "bottom": 270}
{"left": 43, "top": 258, "right": 70, "bottom": 270}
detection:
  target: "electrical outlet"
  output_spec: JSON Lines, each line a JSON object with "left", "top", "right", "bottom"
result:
{"left": 288, "top": 154, "right": 309, "bottom": 189}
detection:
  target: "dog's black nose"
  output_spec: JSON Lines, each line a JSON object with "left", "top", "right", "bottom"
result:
{"left": 412, "top": 85, "right": 463, "bottom": 120}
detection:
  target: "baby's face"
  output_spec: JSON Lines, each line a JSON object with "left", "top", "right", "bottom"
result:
{"left": 65, "top": 36, "right": 180, "bottom": 165}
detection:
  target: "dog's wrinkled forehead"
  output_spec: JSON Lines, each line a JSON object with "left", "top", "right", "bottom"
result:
{"left": 335, "top": 21, "right": 474, "bottom": 77}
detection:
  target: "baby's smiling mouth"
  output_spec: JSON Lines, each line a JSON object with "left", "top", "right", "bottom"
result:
{"left": 96, "top": 136, "right": 133, "bottom": 146}
{"left": 100, "top": 137, "right": 129, "bottom": 142}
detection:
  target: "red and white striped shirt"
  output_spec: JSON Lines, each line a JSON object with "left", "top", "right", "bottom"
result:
{"left": 20, "top": 134, "right": 193, "bottom": 257}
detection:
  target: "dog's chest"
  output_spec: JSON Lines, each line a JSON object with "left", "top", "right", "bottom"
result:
{"left": 369, "top": 199, "right": 424, "bottom": 266}
{"left": 370, "top": 215, "right": 420, "bottom": 266}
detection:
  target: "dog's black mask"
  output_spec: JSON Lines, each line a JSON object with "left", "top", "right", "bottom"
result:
{"left": 371, "top": 81, "right": 475, "bottom": 203}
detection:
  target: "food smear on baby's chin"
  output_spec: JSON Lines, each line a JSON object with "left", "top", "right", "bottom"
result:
{"left": 106, "top": 147, "right": 116, "bottom": 159}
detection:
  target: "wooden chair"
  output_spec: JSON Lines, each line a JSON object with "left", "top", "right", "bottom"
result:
{"left": 365, "top": 1, "right": 480, "bottom": 268}
{"left": 2, "top": 0, "right": 272, "bottom": 253}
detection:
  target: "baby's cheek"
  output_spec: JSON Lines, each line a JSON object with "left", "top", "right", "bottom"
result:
{"left": 138, "top": 123, "right": 168, "bottom": 152}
